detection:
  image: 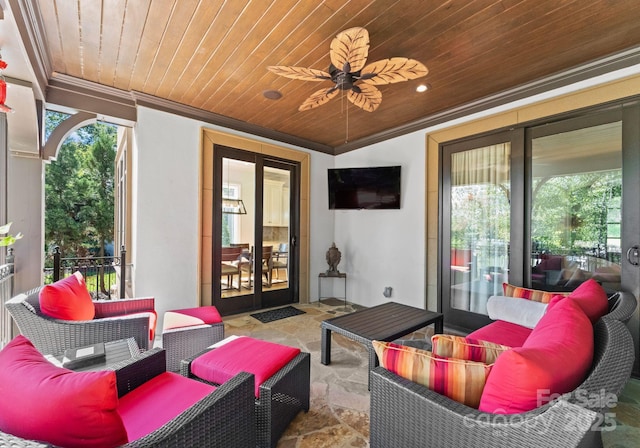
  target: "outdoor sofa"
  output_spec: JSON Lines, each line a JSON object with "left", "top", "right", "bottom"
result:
{"left": 370, "top": 285, "right": 637, "bottom": 448}
{"left": 0, "top": 341, "right": 256, "bottom": 447}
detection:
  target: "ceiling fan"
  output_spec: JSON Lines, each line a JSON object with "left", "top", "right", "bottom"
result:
{"left": 267, "top": 27, "right": 428, "bottom": 112}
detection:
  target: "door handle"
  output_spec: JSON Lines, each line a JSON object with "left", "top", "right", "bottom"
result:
{"left": 626, "top": 245, "right": 640, "bottom": 266}
{"left": 291, "top": 235, "right": 297, "bottom": 247}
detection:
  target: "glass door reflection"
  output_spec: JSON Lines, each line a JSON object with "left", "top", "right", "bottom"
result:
{"left": 221, "top": 157, "right": 255, "bottom": 298}
{"left": 449, "top": 142, "right": 511, "bottom": 316}
{"left": 530, "top": 121, "right": 622, "bottom": 292}
{"left": 262, "top": 162, "right": 294, "bottom": 309}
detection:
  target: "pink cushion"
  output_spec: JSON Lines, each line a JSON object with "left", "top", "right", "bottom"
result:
{"left": 39, "top": 271, "right": 95, "bottom": 320}
{"left": 191, "top": 336, "right": 300, "bottom": 397}
{"left": 467, "top": 320, "right": 531, "bottom": 348}
{"left": 479, "top": 298, "right": 593, "bottom": 414}
{"left": 163, "top": 306, "right": 223, "bottom": 331}
{"left": 0, "top": 335, "right": 127, "bottom": 447}
{"left": 549, "top": 279, "right": 608, "bottom": 324}
{"left": 118, "top": 372, "right": 215, "bottom": 442}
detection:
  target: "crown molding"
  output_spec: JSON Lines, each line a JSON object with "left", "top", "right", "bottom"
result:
{"left": 46, "top": 75, "right": 137, "bottom": 124}
{"left": 334, "top": 45, "right": 640, "bottom": 154}
{"left": 7, "top": 0, "right": 50, "bottom": 98}
{"left": 132, "top": 91, "right": 334, "bottom": 154}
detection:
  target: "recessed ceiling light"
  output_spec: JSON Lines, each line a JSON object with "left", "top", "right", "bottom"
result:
{"left": 416, "top": 84, "right": 430, "bottom": 93}
{"left": 263, "top": 90, "right": 283, "bottom": 100}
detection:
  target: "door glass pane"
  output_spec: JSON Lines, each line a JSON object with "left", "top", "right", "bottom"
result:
{"left": 221, "top": 158, "right": 255, "bottom": 299}
{"left": 450, "top": 143, "right": 511, "bottom": 315}
{"left": 263, "top": 166, "right": 290, "bottom": 291}
{"left": 531, "top": 122, "right": 622, "bottom": 292}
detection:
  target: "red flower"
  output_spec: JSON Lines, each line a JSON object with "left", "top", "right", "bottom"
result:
{"left": 0, "top": 60, "right": 7, "bottom": 70}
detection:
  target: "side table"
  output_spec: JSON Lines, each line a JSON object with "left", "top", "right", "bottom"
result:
{"left": 318, "top": 272, "right": 347, "bottom": 310}
{"left": 45, "top": 338, "right": 140, "bottom": 371}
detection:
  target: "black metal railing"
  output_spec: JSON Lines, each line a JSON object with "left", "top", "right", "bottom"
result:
{"left": 47, "top": 246, "right": 127, "bottom": 299}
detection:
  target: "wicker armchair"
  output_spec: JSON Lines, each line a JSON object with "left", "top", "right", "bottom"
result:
{"left": 0, "top": 349, "right": 257, "bottom": 447}
{"left": 605, "top": 290, "right": 637, "bottom": 323}
{"left": 6, "top": 287, "right": 154, "bottom": 354}
{"left": 370, "top": 317, "right": 635, "bottom": 448}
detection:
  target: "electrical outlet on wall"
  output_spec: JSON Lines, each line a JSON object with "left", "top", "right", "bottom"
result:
{"left": 383, "top": 286, "right": 392, "bottom": 298}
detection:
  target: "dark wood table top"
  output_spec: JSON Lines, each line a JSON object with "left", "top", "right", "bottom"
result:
{"left": 322, "top": 301, "right": 442, "bottom": 342}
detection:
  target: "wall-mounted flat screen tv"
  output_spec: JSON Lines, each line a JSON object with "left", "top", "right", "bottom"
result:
{"left": 328, "top": 166, "right": 401, "bottom": 210}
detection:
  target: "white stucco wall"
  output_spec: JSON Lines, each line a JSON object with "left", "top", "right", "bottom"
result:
{"left": 308, "top": 151, "right": 336, "bottom": 295}
{"left": 7, "top": 155, "right": 44, "bottom": 292}
{"left": 132, "top": 107, "right": 335, "bottom": 327}
{"left": 333, "top": 132, "right": 427, "bottom": 309}
{"left": 133, "top": 108, "right": 202, "bottom": 326}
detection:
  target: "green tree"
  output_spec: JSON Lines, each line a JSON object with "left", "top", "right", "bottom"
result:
{"left": 44, "top": 138, "right": 93, "bottom": 258}
{"left": 86, "top": 123, "right": 116, "bottom": 293}
{"left": 44, "top": 113, "right": 117, "bottom": 294}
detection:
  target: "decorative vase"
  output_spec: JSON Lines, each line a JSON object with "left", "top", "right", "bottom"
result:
{"left": 326, "top": 242, "right": 342, "bottom": 275}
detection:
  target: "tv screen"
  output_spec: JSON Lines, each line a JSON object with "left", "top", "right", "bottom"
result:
{"left": 328, "top": 166, "right": 401, "bottom": 209}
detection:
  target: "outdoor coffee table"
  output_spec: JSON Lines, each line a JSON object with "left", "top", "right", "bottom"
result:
{"left": 321, "top": 301, "right": 443, "bottom": 388}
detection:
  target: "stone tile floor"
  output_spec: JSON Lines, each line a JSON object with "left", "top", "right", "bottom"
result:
{"left": 216, "top": 299, "right": 640, "bottom": 448}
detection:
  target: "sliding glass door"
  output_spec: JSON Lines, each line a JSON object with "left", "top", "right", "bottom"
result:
{"left": 213, "top": 145, "right": 299, "bottom": 315}
{"left": 441, "top": 104, "right": 640, "bottom": 340}
{"left": 528, "top": 116, "right": 622, "bottom": 293}
{"left": 442, "top": 131, "right": 519, "bottom": 329}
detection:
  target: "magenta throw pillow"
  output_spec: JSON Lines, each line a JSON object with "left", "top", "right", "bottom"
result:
{"left": 548, "top": 279, "right": 609, "bottom": 324}
{"left": 0, "top": 335, "right": 127, "bottom": 447}
{"left": 479, "top": 298, "right": 593, "bottom": 414}
{"left": 39, "top": 271, "right": 95, "bottom": 320}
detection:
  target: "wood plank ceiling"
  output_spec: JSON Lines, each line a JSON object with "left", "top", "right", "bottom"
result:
{"left": 30, "top": 0, "right": 640, "bottom": 152}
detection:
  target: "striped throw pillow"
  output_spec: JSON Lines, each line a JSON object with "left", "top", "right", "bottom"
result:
{"left": 372, "top": 340, "right": 492, "bottom": 408}
{"left": 502, "top": 282, "right": 567, "bottom": 303}
{"left": 431, "top": 334, "right": 511, "bottom": 364}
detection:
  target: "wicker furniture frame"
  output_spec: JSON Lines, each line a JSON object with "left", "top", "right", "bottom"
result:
{"left": 370, "top": 316, "right": 635, "bottom": 448}
{"left": 605, "top": 290, "right": 637, "bottom": 323}
{"left": 0, "top": 349, "right": 257, "bottom": 447}
{"left": 181, "top": 345, "right": 310, "bottom": 448}
{"left": 162, "top": 322, "right": 225, "bottom": 372}
{"left": 6, "top": 287, "right": 154, "bottom": 354}
{"left": 321, "top": 301, "right": 444, "bottom": 388}
{"left": 44, "top": 337, "right": 140, "bottom": 371}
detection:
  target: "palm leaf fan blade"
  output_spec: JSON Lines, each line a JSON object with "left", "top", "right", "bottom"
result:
{"left": 360, "top": 57, "right": 428, "bottom": 85}
{"left": 347, "top": 84, "right": 382, "bottom": 112}
{"left": 330, "top": 27, "right": 370, "bottom": 73}
{"left": 267, "top": 66, "right": 331, "bottom": 81}
{"left": 299, "top": 88, "right": 339, "bottom": 111}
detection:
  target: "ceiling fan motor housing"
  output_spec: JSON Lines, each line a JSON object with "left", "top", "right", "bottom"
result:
{"left": 329, "top": 63, "right": 360, "bottom": 90}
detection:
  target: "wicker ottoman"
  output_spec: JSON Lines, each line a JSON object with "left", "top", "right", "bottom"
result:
{"left": 161, "top": 306, "right": 225, "bottom": 371}
{"left": 181, "top": 336, "right": 310, "bottom": 448}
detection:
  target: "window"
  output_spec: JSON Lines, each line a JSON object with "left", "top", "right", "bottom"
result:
{"left": 222, "top": 184, "right": 241, "bottom": 246}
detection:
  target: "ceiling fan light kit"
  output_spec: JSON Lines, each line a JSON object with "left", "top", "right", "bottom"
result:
{"left": 268, "top": 27, "right": 428, "bottom": 113}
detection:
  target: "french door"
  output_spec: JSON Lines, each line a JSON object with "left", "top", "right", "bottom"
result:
{"left": 441, "top": 102, "right": 640, "bottom": 354}
{"left": 212, "top": 145, "right": 299, "bottom": 315}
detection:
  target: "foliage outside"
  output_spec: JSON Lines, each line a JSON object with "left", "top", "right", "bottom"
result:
{"left": 0, "top": 222, "right": 22, "bottom": 247}
{"left": 450, "top": 170, "right": 622, "bottom": 269}
{"left": 44, "top": 111, "right": 117, "bottom": 293}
